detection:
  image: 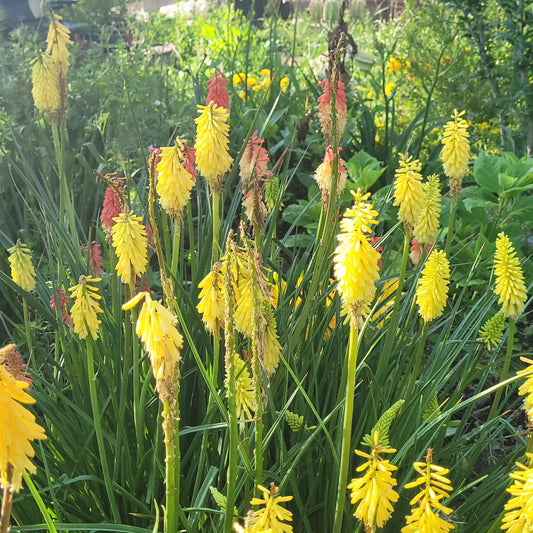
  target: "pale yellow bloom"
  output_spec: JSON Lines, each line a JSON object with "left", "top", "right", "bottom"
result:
{"left": 517, "top": 357, "right": 533, "bottom": 425}
{"left": 69, "top": 276, "right": 103, "bottom": 340}
{"left": 156, "top": 143, "right": 195, "bottom": 219}
{"left": 31, "top": 52, "right": 61, "bottom": 122}
{"left": 249, "top": 483, "right": 293, "bottom": 533}
{"left": 197, "top": 264, "right": 225, "bottom": 332}
{"left": 279, "top": 77, "right": 290, "bottom": 93}
{"left": 413, "top": 174, "right": 441, "bottom": 245}
{"left": 393, "top": 154, "right": 424, "bottom": 229}
{"left": 227, "top": 356, "right": 256, "bottom": 420}
{"left": 493, "top": 232, "right": 527, "bottom": 318}
{"left": 111, "top": 211, "right": 148, "bottom": 285}
{"left": 348, "top": 431, "right": 399, "bottom": 529}
{"left": 501, "top": 453, "right": 533, "bottom": 532}
{"left": 263, "top": 306, "right": 282, "bottom": 374}
{"left": 416, "top": 250, "right": 450, "bottom": 322}
{"left": 0, "top": 365, "right": 46, "bottom": 492}
{"left": 195, "top": 102, "right": 232, "bottom": 191}
{"left": 402, "top": 453, "right": 454, "bottom": 533}
{"left": 442, "top": 109, "right": 470, "bottom": 197}
{"left": 7, "top": 241, "right": 37, "bottom": 292}
{"left": 46, "top": 13, "right": 73, "bottom": 69}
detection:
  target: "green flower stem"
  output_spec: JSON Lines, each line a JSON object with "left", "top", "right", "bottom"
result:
{"left": 333, "top": 320, "right": 359, "bottom": 533}
{"left": 406, "top": 320, "right": 430, "bottom": 401}
{"left": 253, "top": 354, "right": 264, "bottom": 494}
{"left": 22, "top": 472, "right": 58, "bottom": 533}
{"left": 489, "top": 317, "right": 516, "bottom": 420}
{"left": 187, "top": 203, "right": 197, "bottom": 281}
{"left": 376, "top": 227, "right": 411, "bottom": 381}
{"left": 171, "top": 220, "right": 181, "bottom": 278}
{"left": 445, "top": 195, "right": 458, "bottom": 257}
{"left": 23, "top": 298, "right": 35, "bottom": 370}
{"left": 212, "top": 190, "right": 221, "bottom": 264}
{"left": 51, "top": 121, "right": 76, "bottom": 241}
{"left": 86, "top": 338, "right": 120, "bottom": 522}
{"left": 163, "top": 398, "right": 179, "bottom": 533}
{"left": 0, "top": 464, "right": 13, "bottom": 533}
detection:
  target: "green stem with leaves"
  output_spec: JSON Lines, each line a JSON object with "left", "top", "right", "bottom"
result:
{"left": 489, "top": 317, "right": 516, "bottom": 420}
{"left": 86, "top": 338, "right": 120, "bottom": 522}
{"left": 445, "top": 195, "right": 458, "bottom": 257}
{"left": 333, "top": 319, "right": 359, "bottom": 533}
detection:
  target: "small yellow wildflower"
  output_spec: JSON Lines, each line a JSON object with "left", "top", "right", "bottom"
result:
{"left": 111, "top": 211, "right": 148, "bottom": 285}
{"left": 388, "top": 57, "right": 402, "bottom": 72}
{"left": 156, "top": 142, "right": 195, "bottom": 219}
{"left": 7, "top": 241, "right": 37, "bottom": 292}
{"left": 393, "top": 153, "right": 425, "bottom": 229}
{"left": 501, "top": 452, "right": 533, "bottom": 531}
{"left": 233, "top": 73, "right": 246, "bottom": 86}
{"left": 416, "top": 249, "right": 450, "bottom": 322}
{"left": 493, "top": 232, "right": 527, "bottom": 319}
{"left": 249, "top": 483, "right": 293, "bottom": 533}
{"left": 348, "top": 430, "right": 399, "bottom": 529}
{"left": 402, "top": 450, "right": 455, "bottom": 533}
{"left": 0, "top": 365, "right": 46, "bottom": 492}
{"left": 385, "top": 82, "right": 395, "bottom": 96}
{"left": 195, "top": 102, "right": 233, "bottom": 192}
{"left": 517, "top": 357, "right": 533, "bottom": 425}
{"left": 413, "top": 174, "right": 441, "bottom": 245}
{"left": 279, "top": 77, "right": 289, "bottom": 93}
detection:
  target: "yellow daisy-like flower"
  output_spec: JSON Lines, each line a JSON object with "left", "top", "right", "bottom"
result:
{"left": 111, "top": 211, "right": 148, "bottom": 285}
{"left": 279, "top": 77, "right": 290, "bottom": 93}
{"left": 334, "top": 190, "right": 381, "bottom": 319}
{"left": 226, "top": 356, "right": 256, "bottom": 420}
{"left": 69, "top": 276, "right": 103, "bottom": 340}
{"left": 393, "top": 154, "right": 425, "bottom": 229}
{"left": 517, "top": 357, "right": 533, "bottom": 425}
{"left": 402, "top": 451, "right": 455, "bottom": 533}
{"left": 493, "top": 232, "right": 527, "bottom": 319}
{"left": 413, "top": 174, "right": 441, "bottom": 245}
{"left": 441, "top": 110, "right": 470, "bottom": 197}
{"left": 46, "top": 13, "right": 73, "bottom": 70}
{"left": 194, "top": 102, "right": 233, "bottom": 192}
{"left": 31, "top": 52, "right": 61, "bottom": 122}
{"left": 348, "top": 431, "right": 399, "bottom": 529}
{"left": 249, "top": 483, "right": 293, "bottom": 533}
{"left": 476, "top": 311, "right": 505, "bottom": 351}
{"left": 416, "top": 249, "right": 450, "bottom": 322}
{"left": 197, "top": 263, "right": 225, "bottom": 333}
{"left": 7, "top": 241, "right": 37, "bottom": 292}
{"left": 0, "top": 365, "right": 46, "bottom": 492}
{"left": 156, "top": 142, "right": 195, "bottom": 219}
{"left": 501, "top": 453, "right": 533, "bottom": 532}
{"left": 123, "top": 291, "right": 183, "bottom": 389}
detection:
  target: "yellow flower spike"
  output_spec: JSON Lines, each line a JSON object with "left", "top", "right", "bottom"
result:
{"left": 402, "top": 450, "right": 455, "bottom": 533}
{"left": 156, "top": 142, "right": 195, "bottom": 219}
{"left": 413, "top": 174, "right": 441, "bottom": 245}
{"left": 69, "top": 276, "right": 103, "bottom": 340}
{"left": 493, "top": 232, "right": 527, "bottom": 319}
{"left": 501, "top": 452, "right": 533, "bottom": 532}
{"left": 235, "top": 274, "right": 254, "bottom": 337}
{"left": 226, "top": 356, "right": 256, "bottom": 420}
{"left": 197, "top": 263, "right": 226, "bottom": 333}
{"left": 393, "top": 153, "right": 425, "bottom": 229}
{"left": 517, "top": 357, "right": 533, "bottom": 425}
{"left": 7, "top": 241, "right": 37, "bottom": 292}
{"left": 0, "top": 365, "right": 47, "bottom": 492}
{"left": 31, "top": 52, "right": 61, "bottom": 122}
{"left": 262, "top": 305, "right": 282, "bottom": 374}
{"left": 334, "top": 190, "right": 381, "bottom": 320}
{"left": 194, "top": 102, "right": 233, "bottom": 192}
{"left": 111, "top": 211, "right": 148, "bottom": 285}
{"left": 416, "top": 249, "right": 450, "bottom": 322}
{"left": 46, "top": 13, "right": 73, "bottom": 70}
{"left": 123, "top": 291, "right": 183, "bottom": 395}
{"left": 441, "top": 109, "right": 470, "bottom": 197}
{"left": 348, "top": 430, "right": 399, "bottom": 529}
{"left": 249, "top": 483, "right": 293, "bottom": 533}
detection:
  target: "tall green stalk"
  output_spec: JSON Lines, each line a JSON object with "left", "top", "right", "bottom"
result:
{"left": 489, "top": 317, "right": 516, "bottom": 420}
{"left": 22, "top": 298, "right": 35, "bottom": 370}
{"left": 86, "top": 338, "right": 120, "bottom": 522}
{"left": 445, "top": 196, "right": 458, "bottom": 257}
{"left": 212, "top": 190, "right": 221, "bottom": 264}
{"left": 333, "top": 320, "right": 359, "bottom": 533}
{"left": 163, "top": 399, "right": 179, "bottom": 533}
{"left": 406, "top": 320, "right": 430, "bottom": 401}
{"left": 0, "top": 464, "right": 13, "bottom": 533}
